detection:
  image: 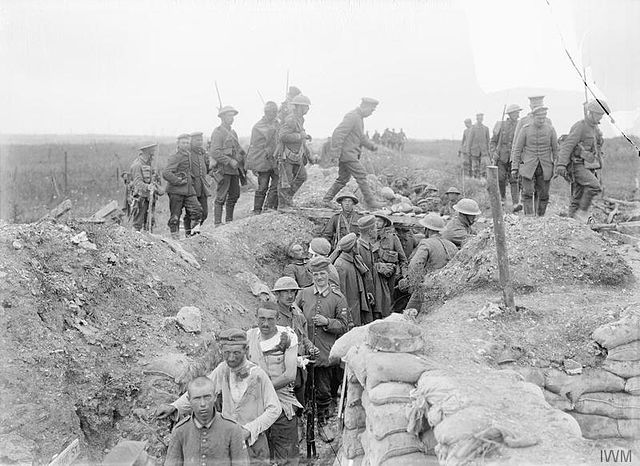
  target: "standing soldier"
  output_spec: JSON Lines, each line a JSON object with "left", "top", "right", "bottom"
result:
{"left": 210, "top": 106, "right": 246, "bottom": 225}
{"left": 129, "top": 144, "right": 164, "bottom": 232}
{"left": 440, "top": 186, "right": 462, "bottom": 216}
{"left": 333, "top": 233, "right": 371, "bottom": 327}
{"left": 183, "top": 132, "right": 211, "bottom": 235}
{"left": 247, "top": 101, "right": 280, "bottom": 214}
{"left": 322, "top": 192, "right": 361, "bottom": 249}
{"left": 464, "top": 113, "right": 491, "bottom": 178}
{"left": 491, "top": 105, "right": 522, "bottom": 211}
{"left": 511, "top": 96, "right": 553, "bottom": 167}
{"left": 556, "top": 100, "right": 610, "bottom": 222}
{"left": 374, "top": 213, "right": 407, "bottom": 311}
{"left": 283, "top": 243, "right": 313, "bottom": 289}
{"left": 276, "top": 94, "right": 314, "bottom": 209}
{"left": 512, "top": 106, "right": 558, "bottom": 217}
{"left": 163, "top": 134, "right": 202, "bottom": 239}
{"left": 322, "top": 98, "right": 383, "bottom": 209}
{"left": 278, "top": 86, "right": 302, "bottom": 123}
{"left": 460, "top": 118, "right": 473, "bottom": 177}
{"left": 355, "top": 215, "right": 383, "bottom": 321}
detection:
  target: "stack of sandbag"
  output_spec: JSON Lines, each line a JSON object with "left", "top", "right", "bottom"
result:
{"left": 540, "top": 308, "right": 640, "bottom": 440}
{"left": 342, "top": 320, "right": 439, "bottom": 465}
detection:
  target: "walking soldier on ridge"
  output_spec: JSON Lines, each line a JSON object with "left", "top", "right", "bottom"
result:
{"left": 183, "top": 132, "right": 211, "bottom": 235}
{"left": 491, "top": 104, "right": 522, "bottom": 211}
{"left": 556, "top": 100, "right": 610, "bottom": 222}
{"left": 129, "top": 143, "right": 164, "bottom": 232}
{"left": 247, "top": 101, "right": 280, "bottom": 214}
{"left": 464, "top": 113, "right": 491, "bottom": 178}
{"left": 163, "top": 134, "right": 202, "bottom": 239}
{"left": 322, "top": 98, "right": 383, "bottom": 210}
{"left": 210, "top": 106, "right": 246, "bottom": 225}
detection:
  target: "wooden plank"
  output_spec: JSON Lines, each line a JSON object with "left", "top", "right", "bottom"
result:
{"left": 604, "top": 230, "right": 640, "bottom": 246}
{"left": 39, "top": 199, "right": 72, "bottom": 221}
{"left": 89, "top": 200, "right": 119, "bottom": 220}
{"left": 48, "top": 438, "right": 80, "bottom": 466}
{"left": 603, "top": 197, "right": 640, "bottom": 207}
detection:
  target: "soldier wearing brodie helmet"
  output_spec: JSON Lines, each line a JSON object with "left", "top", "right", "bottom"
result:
{"left": 556, "top": 100, "right": 610, "bottom": 222}
{"left": 442, "top": 198, "right": 481, "bottom": 248}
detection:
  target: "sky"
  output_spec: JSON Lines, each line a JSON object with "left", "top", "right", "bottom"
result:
{"left": 1, "top": 0, "right": 639, "bottom": 139}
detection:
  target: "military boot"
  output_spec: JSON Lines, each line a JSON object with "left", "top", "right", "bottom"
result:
{"left": 213, "top": 203, "right": 223, "bottom": 225}
{"left": 322, "top": 182, "right": 344, "bottom": 204}
{"left": 253, "top": 193, "right": 265, "bottom": 214}
{"left": 225, "top": 202, "right": 236, "bottom": 223}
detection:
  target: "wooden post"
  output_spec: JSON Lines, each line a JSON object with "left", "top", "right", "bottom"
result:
{"left": 64, "top": 151, "right": 68, "bottom": 192}
{"left": 486, "top": 165, "right": 516, "bottom": 311}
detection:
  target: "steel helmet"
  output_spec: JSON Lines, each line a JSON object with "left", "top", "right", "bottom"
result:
{"left": 419, "top": 213, "right": 446, "bottom": 231}
{"left": 424, "top": 183, "right": 438, "bottom": 192}
{"left": 453, "top": 198, "right": 481, "bottom": 216}
{"left": 373, "top": 212, "right": 393, "bottom": 227}
{"left": 445, "top": 186, "right": 461, "bottom": 195}
{"left": 506, "top": 104, "right": 522, "bottom": 114}
{"left": 272, "top": 276, "right": 301, "bottom": 292}
{"left": 217, "top": 105, "right": 239, "bottom": 117}
{"left": 587, "top": 99, "right": 610, "bottom": 114}
{"left": 291, "top": 94, "right": 311, "bottom": 106}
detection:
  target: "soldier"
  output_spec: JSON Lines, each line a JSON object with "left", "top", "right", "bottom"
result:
{"left": 333, "top": 233, "right": 371, "bottom": 327}
{"left": 372, "top": 130, "right": 380, "bottom": 144}
{"left": 401, "top": 214, "right": 458, "bottom": 311}
{"left": 381, "top": 128, "right": 391, "bottom": 148}
{"left": 322, "top": 192, "right": 361, "bottom": 249}
{"left": 460, "top": 118, "right": 473, "bottom": 177}
{"left": 210, "top": 105, "right": 246, "bottom": 226}
{"left": 399, "top": 128, "right": 407, "bottom": 152}
{"left": 163, "top": 134, "right": 203, "bottom": 239}
{"left": 283, "top": 243, "right": 313, "bottom": 289}
{"left": 278, "top": 86, "right": 301, "bottom": 123}
{"left": 276, "top": 94, "right": 314, "bottom": 209}
{"left": 164, "top": 377, "right": 249, "bottom": 466}
{"left": 322, "top": 98, "right": 383, "bottom": 210}
{"left": 440, "top": 186, "right": 462, "bottom": 216}
{"left": 491, "top": 104, "right": 522, "bottom": 211}
{"left": 129, "top": 143, "right": 164, "bottom": 232}
{"left": 156, "top": 329, "right": 281, "bottom": 465}
{"left": 392, "top": 176, "right": 411, "bottom": 198}
{"left": 355, "top": 215, "right": 384, "bottom": 321}
{"left": 464, "top": 113, "right": 491, "bottom": 178}
{"left": 183, "top": 132, "right": 211, "bottom": 235}
{"left": 374, "top": 212, "right": 407, "bottom": 308}
{"left": 247, "top": 101, "right": 280, "bottom": 214}
{"left": 295, "top": 256, "right": 349, "bottom": 443}
{"left": 512, "top": 106, "right": 558, "bottom": 217}
{"left": 441, "top": 198, "right": 481, "bottom": 248}
{"left": 556, "top": 100, "right": 609, "bottom": 222}
{"left": 308, "top": 237, "right": 341, "bottom": 289}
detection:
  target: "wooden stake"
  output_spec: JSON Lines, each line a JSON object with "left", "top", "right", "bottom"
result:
{"left": 486, "top": 165, "right": 516, "bottom": 311}
{"left": 64, "top": 151, "right": 68, "bottom": 192}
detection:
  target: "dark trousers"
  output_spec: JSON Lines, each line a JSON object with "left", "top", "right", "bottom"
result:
{"left": 167, "top": 194, "right": 202, "bottom": 233}
{"left": 470, "top": 155, "right": 482, "bottom": 178}
{"left": 214, "top": 174, "right": 240, "bottom": 223}
{"left": 312, "top": 365, "right": 333, "bottom": 422}
{"left": 323, "top": 159, "right": 374, "bottom": 204}
{"left": 248, "top": 432, "right": 271, "bottom": 466}
{"left": 183, "top": 194, "right": 208, "bottom": 234}
{"left": 497, "top": 160, "right": 520, "bottom": 204}
{"left": 278, "top": 163, "right": 306, "bottom": 208}
{"left": 132, "top": 197, "right": 149, "bottom": 231}
{"left": 267, "top": 412, "right": 299, "bottom": 466}
{"left": 569, "top": 163, "right": 602, "bottom": 215}
{"left": 254, "top": 170, "right": 279, "bottom": 212}
{"left": 521, "top": 163, "right": 550, "bottom": 216}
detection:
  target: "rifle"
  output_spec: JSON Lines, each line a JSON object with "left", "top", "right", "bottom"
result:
{"left": 215, "top": 80, "right": 223, "bottom": 109}
{"left": 146, "top": 184, "right": 156, "bottom": 232}
{"left": 493, "top": 104, "right": 507, "bottom": 165}
{"left": 257, "top": 90, "right": 265, "bottom": 105}
{"left": 306, "top": 364, "right": 317, "bottom": 459}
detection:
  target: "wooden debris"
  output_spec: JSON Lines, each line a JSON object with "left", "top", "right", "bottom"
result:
{"left": 604, "top": 231, "right": 640, "bottom": 246}
{"left": 89, "top": 200, "right": 119, "bottom": 221}
{"left": 48, "top": 438, "right": 80, "bottom": 466}
{"left": 603, "top": 197, "right": 640, "bottom": 207}
{"left": 39, "top": 199, "right": 72, "bottom": 222}
{"left": 161, "top": 237, "right": 201, "bottom": 269}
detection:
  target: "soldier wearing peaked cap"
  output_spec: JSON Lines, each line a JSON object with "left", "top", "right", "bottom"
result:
{"left": 247, "top": 101, "right": 280, "bottom": 214}
{"left": 374, "top": 212, "right": 407, "bottom": 310}
{"left": 322, "top": 98, "right": 383, "bottom": 210}
{"left": 491, "top": 104, "right": 522, "bottom": 211}
{"left": 354, "top": 215, "right": 386, "bottom": 321}
{"left": 181, "top": 132, "right": 211, "bottom": 236}
{"left": 129, "top": 143, "right": 164, "bottom": 231}
{"left": 511, "top": 96, "right": 554, "bottom": 169}
{"left": 555, "top": 100, "right": 609, "bottom": 222}
{"left": 322, "top": 191, "right": 362, "bottom": 249}
{"left": 163, "top": 134, "right": 202, "bottom": 239}
{"left": 460, "top": 118, "right": 473, "bottom": 176}
{"left": 464, "top": 113, "right": 491, "bottom": 178}
{"left": 209, "top": 105, "right": 246, "bottom": 225}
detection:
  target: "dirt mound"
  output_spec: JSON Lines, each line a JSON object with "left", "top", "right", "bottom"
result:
{"left": 423, "top": 215, "right": 632, "bottom": 307}
{"left": 0, "top": 213, "right": 312, "bottom": 463}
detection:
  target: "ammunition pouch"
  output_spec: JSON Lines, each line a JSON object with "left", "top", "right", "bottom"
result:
{"left": 380, "top": 249, "right": 399, "bottom": 264}
{"left": 283, "top": 144, "right": 305, "bottom": 164}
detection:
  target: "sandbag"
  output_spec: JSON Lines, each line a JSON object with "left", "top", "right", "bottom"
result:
{"left": 607, "top": 340, "right": 640, "bottom": 361}
{"left": 366, "top": 352, "right": 436, "bottom": 389}
{"left": 570, "top": 413, "right": 640, "bottom": 439}
{"left": 330, "top": 313, "right": 407, "bottom": 362}
{"left": 368, "top": 381, "right": 414, "bottom": 405}
{"left": 625, "top": 377, "right": 640, "bottom": 396}
{"left": 603, "top": 359, "right": 640, "bottom": 378}
{"left": 342, "top": 427, "right": 365, "bottom": 459}
{"left": 433, "top": 406, "right": 492, "bottom": 446}
{"left": 509, "top": 366, "right": 545, "bottom": 388}
{"left": 545, "top": 368, "right": 626, "bottom": 401}
{"left": 344, "top": 345, "right": 369, "bottom": 386}
{"left": 365, "top": 402, "right": 410, "bottom": 440}
{"left": 366, "top": 320, "right": 424, "bottom": 353}
{"left": 380, "top": 452, "right": 440, "bottom": 466}
{"left": 361, "top": 430, "right": 425, "bottom": 466}
{"left": 412, "top": 369, "right": 465, "bottom": 427}
{"left": 543, "top": 389, "right": 572, "bottom": 411}
{"left": 346, "top": 380, "right": 364, "bottom": 407}
{"left": 592, "top": 314, "right": 640, "bottom": 349}
{"left": 343, "top": 404, "right": 366, "bottom": 430}
{"left": 574, "top": 392, "right": 640, "bottom": 419}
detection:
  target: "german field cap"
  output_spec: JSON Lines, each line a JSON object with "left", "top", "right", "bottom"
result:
{"left": 531, "top": 106, "right": 548, "bottom": 115}
{"left": 338, "top": 232, "right": 357, "bottom": 251}
{"left": 361, "top": 97, "right": 379, "bottom": 106}
{"left": 219, "top": 328, "right": 247, "bottom": 345}
{"left": 357, "top": 215, "right": 376, "bottom": 230}
{"left": 419, "top": 213, "right": 446, "bottom": 231}
{"left": 189, "top": 132, "right": 203, "bottom": 137}
{"left": 310, "top": 237, "right": 332, "bottom": 256}
{"left": 528, "top": 95, "right": 545, "bottom": 106}
{"left": 308, "top": 256, "right": 330, "bottom": 272}
{"left": 445, "top": 186, "right": 461, "bottom": 194}
{"left": 272, "top": 276, "right": 301, "bottom": 292}
{"left": 336, "top": 192, "right": 359, "bottom": 204}
{"left": 257, "top": 301, "right": 279, "bottom": 312}
{"left": 218, "top": 105, "right": 239, "bottom": 117}
{"left": 506, "top": 104, "right": 522, "bottom": 113}
{"left": 139, "top": 143, "right": 157, "bottom": 153}
{"left": 177, "top": 133, "right": 191, "bottom": 140}
{"left": 373, "top": 212, "right": 392, "bottom": 227}
{"left": 453, "top": 198, "right": 481, "bottom": 216}
{"left": 476, "top": 113, "right": 484, "bottom": 117}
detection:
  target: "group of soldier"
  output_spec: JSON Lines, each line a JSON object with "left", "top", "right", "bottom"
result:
{"left": 154, "top": 177, "right": 483, "bottom": 465}
{"left": 127, "top": 87, "right": 396, "bottom": 237}
{"left": 371, "top": 128, "right": 407, "bottom": 151}
{"left": 459, "top": 94, "right": 611, "bottom": 220}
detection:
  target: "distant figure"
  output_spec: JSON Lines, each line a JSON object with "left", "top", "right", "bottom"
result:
{"left": 460, "top": 118, "right": 473, "bottom": 177}
{"left": 372, "top": 130, "right": 380, "bottom": 144}
{"left": 399, "top": 128, "right": 407, "bottom": 152}
{"left": 183, "top": 132, "right": 211, "bottom": 235}
{"left": 490, "top": 105, "right": 522, "bottom": 212}
{"left": 464, "top": 113, "right": 491, "bottom": 178}
{"left": 129, "top": 143, "right": 164, "bottom": 232}
{"left": 441, "top": 198, "right": 481, "bottom": 248}
{"left": 247, "top": 101, "right": 280, "bottom": 214}
{"left": 440, "top": 186, "right": 461, "bottom": 216}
